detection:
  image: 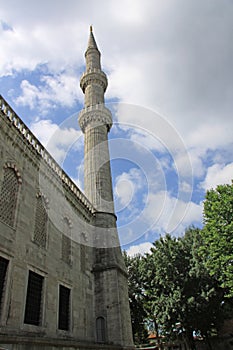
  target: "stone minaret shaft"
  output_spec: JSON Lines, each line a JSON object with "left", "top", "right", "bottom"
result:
{"left": 78, "top": 28, "right": 134, "bottom": 347}
{"left": 79, "top": 27, "right": 114, "bottom": 213}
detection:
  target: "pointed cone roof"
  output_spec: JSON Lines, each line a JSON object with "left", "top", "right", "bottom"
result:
{"left": 87, "top": 26, "right": 99, "bottom": 51}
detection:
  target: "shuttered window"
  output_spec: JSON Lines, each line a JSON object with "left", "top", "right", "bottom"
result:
{"left": 58, "top": 285, "right": 70, "bottom": 331}
{"left": 24, "top": 271, "right": 43, "bottom": 326}
{"left": 0, "top": 257, "right": 9, "bottom": 316}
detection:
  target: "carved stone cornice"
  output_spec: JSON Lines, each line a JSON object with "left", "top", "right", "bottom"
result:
{"left": 0, "top": 95, "right": 95, "bottom": 217}
{"left": 78, "top": 105, "right": 112, "bottom": 133}
{"left": 80, "top": 69, "right": 108, "bottom": 93}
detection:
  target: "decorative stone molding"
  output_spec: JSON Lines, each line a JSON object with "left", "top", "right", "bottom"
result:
{"left": 0, "top": 95, "right": 95, "bottom": 215}
{"left": 4, "top": 162, "right": 22, "bottom": 184}
{"left": 80, "top": 70, "right": 108, "bottom": 93}
{"left": 78, "top": 105, "right": 112, "bottom": 133}
{"left": 63, "top": 216, "right": 72, "bottom": 228}
{"left": 80, "top": 67, "right": 104, "bottom": 80}
{"left": 81, "top": 232, "right": 88, "bottom": 242}
{"left": 36, "top": 192, "right": 49, "bottom": 209}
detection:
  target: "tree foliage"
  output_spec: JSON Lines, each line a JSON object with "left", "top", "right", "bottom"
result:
{"left": 123, "top": 251, "right": 148, "bottom": 344}
{"left": 125, "top": 183, "right": 233, "bottom": 346}
{"left": 201, "top": 183, "right": 233, "bottom": 297}
{"left": 125, "top": 228, "right": 224, "bottom": 348}
{"left": 143, "top": 229, "right": 223, "bottom": 348}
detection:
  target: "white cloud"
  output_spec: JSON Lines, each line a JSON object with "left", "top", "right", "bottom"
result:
{"left": 117, "top": 185, "right": 202, "bottom": 247}
{"left": 109, "top": 0, "right": 146, "bottom": 25}
{"left": 114, "top": 168, "right": 144, "bottom": 210}
{"left": 180, "top": 181, "right": 192, "bottom": 193}
{"left": 174, "top": 147, "right": 204, "bottom": 179}
{"left": 0, "top": 3, "right": 87, "bottom": 76}
{"left": 71, "top": 163, "right": 84, "bottom": 192}
{"left": 1, "top": 0, "right": 233, "bottom": 245}
{"left": 142, "top": 191, "right": 203, "bottom": 235}
{"left": 126, "top": 242, "right": 153, "bottom": 257}
{"left": 115, "top": 177, "right": 134, "bottom": 207}
{"left": 129, "top": 128, "right": 166, "bottom": 154}
{"left": 1, "top": 1, "right": 233, "bottom": 155}
{"left": 201, "top": 163, "right": 233, "bottom": 191}
{"left": 15, "top": 72, "right": 82, "bottom": 114}
{"left": 30, "top": 119, "right": 82, "bottom": 164}
{"left": 187, "top": 123, "right": 233, "bottom": 153}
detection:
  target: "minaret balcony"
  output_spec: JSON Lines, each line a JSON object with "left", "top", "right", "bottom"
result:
{"left": 78, "top": 104, "right": 112, "bottom": 133}
{"left": 80, "top": 69, "right": 108, "bottom": 93}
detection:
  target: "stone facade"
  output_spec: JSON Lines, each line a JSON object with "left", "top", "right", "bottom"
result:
{"left": 0, "top": 28, "right": 134, "bottom": 350}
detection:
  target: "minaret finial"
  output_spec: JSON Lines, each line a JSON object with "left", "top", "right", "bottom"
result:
{"left": 87, "top": 25, "right": 98, "bottom": 51}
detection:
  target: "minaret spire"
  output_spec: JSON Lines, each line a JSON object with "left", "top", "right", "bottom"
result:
{"left": 87, "top": 25, "right": 99, "bottom": 51}
{"left": 79, "top": 28, "right": 113, "bottom": 212}
{"left": 80, "top": 27, "right": 108, "bottom": 108}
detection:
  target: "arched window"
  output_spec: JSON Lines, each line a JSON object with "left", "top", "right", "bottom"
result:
{"left": 96, "top": 316, "right": 106, "bottom": 342}
{"left": 34, "top": 193, "right": 48, "bottom": 248}
{"left": 0, "top": 164, "right": 21, "bottom": 227}
{"left": 61, "top": 217, "right": 72, "bottom": 264}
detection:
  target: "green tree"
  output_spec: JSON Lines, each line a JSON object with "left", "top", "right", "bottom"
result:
{"left": 201, "top": 183, "right": 233, "bottom": 297}
{"left": 123, "top": 251, "right": 148, "bottom": 344}
{"left": 142, "top": 228, "right": 223, "bottom": 349}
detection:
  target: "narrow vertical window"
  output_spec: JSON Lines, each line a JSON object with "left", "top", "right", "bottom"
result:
{"left": 61, "top": 217, "right": 71, "bottom": 264}
{"left": 0, "top": 166, "right": 20, "bottom": 227}
{"left": 96, "top": 316, "right": 106, "bottom": 342}
{"left": 24, "top": 271, "right": 43, "bottom": 326}
{"left": 58, "top": 285, "right": 70, "bottom": 331}
{"left": 80, "top": 244, "right": 86, "bottom": 272}
{"left": 34, "top": 194, "right": 48, "bottom": 248}
{"left": 0, "top": 257, "right": 9, "bottom": 317}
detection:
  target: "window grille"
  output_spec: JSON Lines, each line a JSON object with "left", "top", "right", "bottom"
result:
{"left": 58, "top": 285, "right": 70, "bottom": 331}
{"left": 34, "top": 195, "right": 48, "bottom": 248}
{"left": 24, "top": 271, "right": 43, "bottom": 326}
{"left": 0, "top": 257, "right": 9, "bottom": 317}
{"left": 96, "top": 316, "right": 106, "bottom": 342}
{"left": 0, "top": 167, "right": 19, "bottom": 227}
{"left": 80, "top": 244, "right": 86, "bottom": 272}
{"left": 61, "top": 218, "right": 71, "bottom": 264}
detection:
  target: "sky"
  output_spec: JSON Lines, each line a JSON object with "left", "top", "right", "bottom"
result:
{"left": 1, "top": 0, "right": 233, "bottom": 255}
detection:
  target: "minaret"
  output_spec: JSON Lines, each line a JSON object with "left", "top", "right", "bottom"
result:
{"left": 79, "top": 25, "right": 114, "bottom": 214}
{"left": 79, "top": 28, "right": 134, "bottom": 348}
